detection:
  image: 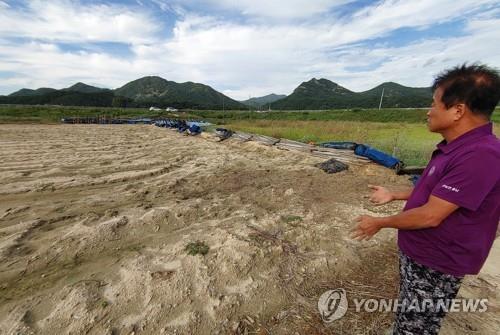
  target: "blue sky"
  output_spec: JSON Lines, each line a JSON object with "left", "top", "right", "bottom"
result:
{"left": 0, "top": 0, "right": 499, "bottom": 99}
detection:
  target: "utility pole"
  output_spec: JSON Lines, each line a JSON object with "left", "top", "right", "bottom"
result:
{"left": 378, "top": 88, "right": 385, "bottom": 110}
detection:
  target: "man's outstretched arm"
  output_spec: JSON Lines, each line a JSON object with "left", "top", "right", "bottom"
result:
{"left": 351, "top": 195, "right": 459, "bottom": 241}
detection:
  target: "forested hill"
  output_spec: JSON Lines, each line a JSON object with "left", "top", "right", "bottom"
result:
{"left": 1, "top": 77, "right": 432, "bottom": 109}
{"left": 1, "top": 77, "right": 246, "bottom": 110}
{"left": 271, "top": 78, "right": 432, "bottom": 109}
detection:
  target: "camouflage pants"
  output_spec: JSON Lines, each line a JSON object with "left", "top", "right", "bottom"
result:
{"left": 393, "top": 250, "right": 463, "bottom": 335}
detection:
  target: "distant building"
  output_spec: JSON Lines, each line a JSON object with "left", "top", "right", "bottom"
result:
{"left": 166, "top": 107, "right": 178, "bottom": 112}
{"left": 149, "top": 106, "right": 162, "bottom": 111}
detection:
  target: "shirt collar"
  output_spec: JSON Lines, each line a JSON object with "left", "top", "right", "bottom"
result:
{"left": 436, "top": 122, "right": 493, "bottom": 154}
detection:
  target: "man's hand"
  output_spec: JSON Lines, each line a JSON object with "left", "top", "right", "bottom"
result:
{"left": 367, "top": 185, "right": 393, "bottom": 205}
{"left": 352, "top": 195, "right": 459, "bottom": 235}
{"left": 351, "top": 215, "right": 381, "bottom": 241}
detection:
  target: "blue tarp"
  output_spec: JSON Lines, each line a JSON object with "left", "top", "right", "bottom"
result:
{"left": 154, "top": 119, "right": 211, "bottom": 130}
{"left": 153, "top": 119, "right": 208, "bottom": 136}
{"left": 187, "top": 121, "right": 212, "bottom": 127}
{"left": 187, "top": 124, "right": 201, "bottom": 135}
{"left": 354, "top": 144, "right": 402, "bottom": 169}
{"left": 320, "top": 141, "right": 403, "bottom": 169}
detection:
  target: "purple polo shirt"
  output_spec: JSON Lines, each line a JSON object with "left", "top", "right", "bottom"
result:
{"left": 398, "top": 123, "right": 500, "bottom": 277}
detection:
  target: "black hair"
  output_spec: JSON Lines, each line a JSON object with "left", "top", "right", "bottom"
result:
{"left": 432, "top": 63, "right": 500, "bottom": 118}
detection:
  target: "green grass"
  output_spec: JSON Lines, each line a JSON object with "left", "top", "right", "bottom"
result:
{"left": 1, "top": 105, "right": 498, "bottom": 124}
{"left": 281, "top": 215, "right": 303, "bottom": 227}
{"left": 185, "top": 240, "right": 209, "bottom": 256}
{"left": 224, "top": 119, "right": 500, "bottom": 166}
{"left": 281, "top": 215, "right": 303, "bottom": 223}
{"left": 189, "top": 107, "right": 499, "bottom": 124}
{"left": 0, "top": 105, "right": 190, "bottom": 123}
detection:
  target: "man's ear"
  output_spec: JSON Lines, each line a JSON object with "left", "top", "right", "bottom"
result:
{"left": 453, "top": 103, "right": 466, "bottom": 121}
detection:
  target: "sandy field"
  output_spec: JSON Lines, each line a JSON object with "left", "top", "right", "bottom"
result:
{"left": 0, "top": 124, "right": 498, "bottom": 335}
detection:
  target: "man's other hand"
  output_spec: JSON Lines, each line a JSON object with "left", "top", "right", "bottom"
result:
{"left": 367, "top": 185, "right": 393, "bottom": 205}
{"left": 351, "top": 215, "right": 381, "bottom": 241}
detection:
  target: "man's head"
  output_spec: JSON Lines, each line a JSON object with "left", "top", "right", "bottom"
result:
{"left": 427, "top": 64, "right": 500, "bottom": 133}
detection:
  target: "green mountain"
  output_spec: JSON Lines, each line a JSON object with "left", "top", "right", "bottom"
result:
{"left": 1, "top": 77, "right": 432, "bottom": 110}
{"left": 9, "top": 87, "right": 57, "bottom": 97}
{"left": 1, "top": 90, "right": 117, "bottom": 107}
{"left": 114, "top": 76, "right": 246, "bottom": 109}
{"left": 271, "top": 78, "right": 355, "bottom": 110}
{"left": 63, "top": 82, "right": 108, "bottom": 94}
{"left": 114, "top": 76, "right": 172, "bottom": 99}
{"left": 241, "top": 94, "right": 287, "bottom": 108}
{"left": 271, "top": 78, "right": 431, "bottom": 109}
{"left": 1, "top": 77, "right": 246, "bottom": 109}
{"left": 356, "top": 82, "right": 432, "bottom": 108}
{"left": 8, "top": 82, "right": 107, "bottom": 97}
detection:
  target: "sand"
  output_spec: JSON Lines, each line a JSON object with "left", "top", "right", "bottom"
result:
{"left": 0, "top": 124, "right": 498, "bottom": 335}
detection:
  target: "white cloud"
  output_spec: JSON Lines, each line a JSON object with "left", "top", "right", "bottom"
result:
{"left": 0, "top": 0, "right": 161, "bottom": 44}
{"left": 0, "top": 40, "right": 139, "bottom": 93}
{"left": 185, "top": 0, "right": 351, "bottom": 20}
{"left": 0, "top": 0, "right": 499, "bottom": 99}
{"left": 150, "top": 0, "right": 177, "bottom": 13}
{"left": 348, "top": 0, "right": 495, "bottom": 31}
{"left": 128, "top": 0, "right": 499, "bottom": 98}
{"left": 313, "top": 18, "right": 500, "bottom": 91}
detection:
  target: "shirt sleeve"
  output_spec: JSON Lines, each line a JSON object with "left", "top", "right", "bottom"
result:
{"left": 431, "top": 148, "right": 499, "bottom": 211}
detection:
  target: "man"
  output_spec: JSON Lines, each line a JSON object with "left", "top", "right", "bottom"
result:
{"left": 351, "top": 64, "right": 500, "bottom": 335}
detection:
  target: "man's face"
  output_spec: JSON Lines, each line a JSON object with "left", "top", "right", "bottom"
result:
{"left": 427, "top": 87, "right": 457, "bottom": 133}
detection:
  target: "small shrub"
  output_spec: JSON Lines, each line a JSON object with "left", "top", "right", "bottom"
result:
{"left": 281, "top": 215, "right": 303, "bottom": 224}
{"left": 185, "top": 240, "right": 209, "bottom": 256}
